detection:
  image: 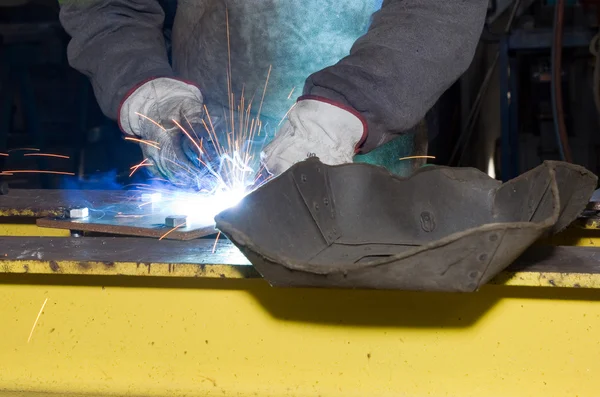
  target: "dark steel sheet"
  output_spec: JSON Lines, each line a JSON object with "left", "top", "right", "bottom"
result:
{"left": 0, "top": 236, "right": 251, "bottom": 265}
{"left": 0, "top": 236, "right": 598, "bottom": 278}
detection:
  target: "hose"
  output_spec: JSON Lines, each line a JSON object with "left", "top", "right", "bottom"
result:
{"left": 550, "top": 0, "right": 573, "bottom": 162}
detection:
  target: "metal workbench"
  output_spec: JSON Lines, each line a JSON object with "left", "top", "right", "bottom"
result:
{"left": 1, "top": 189, "right": 600, "bottom": 396}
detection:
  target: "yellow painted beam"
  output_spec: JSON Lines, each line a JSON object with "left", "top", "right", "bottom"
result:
{"left": 0, "top": 259, "right": 254, "bottom": 279}
{"left": 0, "top": 277, "right": 599, "bottom": 396}
{"left": 0, "top": 224, "right": 69, "bottom": 237}
{"left": 0, "top": 258, "right": 599, "bottom": 289}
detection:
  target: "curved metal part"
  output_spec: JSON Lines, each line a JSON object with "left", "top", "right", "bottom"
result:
{"left": 215, "top": 159, "right": 597, "bottom": 292}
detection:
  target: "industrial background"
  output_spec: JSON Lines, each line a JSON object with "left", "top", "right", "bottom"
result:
{"left": 3, "top": 1, "right": 600, "bottom": 396}
{"left": 2, "top": 0, "right": 600, "bottom": 186}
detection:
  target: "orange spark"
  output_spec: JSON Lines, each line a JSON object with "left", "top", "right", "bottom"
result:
{"left": 287, "top": 87, "right": 296, "bottom": 99}
{"left": 398, "top": 155, "right": 436, "bottom": 161}
{"left": 1, "top": 170, "right": 75, "bottom": 176}
{"left": 129, "top": 159, "right": 152, "bottom": 177}
{"left": 256, "top": 65, "right": 272, "bottom": 122}
{"left": 172, "top": 119, "right": 204, "bottom": 156}
{"left": 24, "top": 153, "right": 70, "bottom": 159}
{"left": 135, "top": 112, "right": 166, "bottom": 131}
{"left": 212, "top": 231, "right": 221, "bottom": 253}
{"left": 125, "top": 137, "right": 161, "bottom": 150}
{"left": 278, "top": 103, "right": 297, "bottom": 126}
{"left": 8, "top": 148, "right": 39, "bottom": 153}
{"left": 0, "top": 153, "right": 8, "bottom": 157}
{"left": 159, "top": 222, "right": 186, "bottom": 240}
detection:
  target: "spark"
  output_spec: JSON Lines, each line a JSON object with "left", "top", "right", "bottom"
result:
{"left": 135, "top": 112, "right": 166, "bottom": 131}
{"left": 278, "top": 103, "right": 297, "bottom": 126}
{"left": 172, "top": 119, "right": 204, "bottom": 156}
{"left": 398, "top": 155, "right": 436, "bottom": 161}
{"left": 129, "top": 159, "right": 152, "bottom": 177}
{"left": 28, "top": 297, "right": 48, "bottom": 343}
{"left": 115, "top": 214, "right": 148, "bottom": 218}
{"left": 287, "top": 87, "right": 296, "bottom": 99}
{"left": 159, "top": 222, "right": 186, "bottom": 240}
{"left": 0, "top": 153, "right": 8, "bottom": 157}
{"left": 125, "top": 137, "right": 161, "bottom": 150}
{"left": 1, "top": 170, "right": 75, "bottom": 176}
{"left": 212, "top": 231, "right": 221, "bottom": 253}
{"left": 8, "top": 148, "right": 39, "bottom": 152}
{"left": 256, "top": 65, "right": 272, "bottom": 123}
{"left": 124, "top": 8, "right": 273, "bottom": 236}
{"left": 24, "top": 153, "right": 70, "bottom": 159}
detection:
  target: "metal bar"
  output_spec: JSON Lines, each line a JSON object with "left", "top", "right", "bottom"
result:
{"left": 508, "top": 55, "right": 520, "bottom": 178}
{"left": 500, "top": 37, "right": 513, "bottom": 181}
{"left": 1, "top": 236, "right": 600, "bottom": 288}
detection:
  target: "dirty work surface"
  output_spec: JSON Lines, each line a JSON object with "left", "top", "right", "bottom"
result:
{"left": 0, "top": 236, "right": 252, "bottom": 266}
{"left": 0, "top": 189, "right": 139, "bottom": 217}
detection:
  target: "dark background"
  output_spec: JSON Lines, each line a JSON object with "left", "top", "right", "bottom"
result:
{"left": 1, "top": 0, "right": 600, "bottom": 190}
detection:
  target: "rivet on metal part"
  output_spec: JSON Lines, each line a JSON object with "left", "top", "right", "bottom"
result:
{"left": 420, "top": 211, "right": 435, "bottom": 232}
{"left": 69, "top": 207, "right": 89, "bottom": 219}
{"left": 165, "top": 215, "right": 187, "bottom": 228}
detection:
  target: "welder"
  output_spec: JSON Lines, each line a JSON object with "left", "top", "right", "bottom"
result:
{"left": 59, "top": 0, "right": 488, "bottom": 183}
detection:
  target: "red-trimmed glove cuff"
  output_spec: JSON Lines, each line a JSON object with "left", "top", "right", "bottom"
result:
{"left": 117, "top": 77, "right": 202, "bottom": 135}
{"left": 297, "top": 95, "right": 368, "bottom": 153}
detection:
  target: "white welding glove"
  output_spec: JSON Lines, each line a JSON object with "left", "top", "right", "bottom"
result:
{"left": 119, "top": 77, "right": 216, "bottom": 185}
{"left": 260, "top": 97, "right": 366, "bottom": 176}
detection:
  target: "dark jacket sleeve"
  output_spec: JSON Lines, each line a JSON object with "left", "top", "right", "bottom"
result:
{"left": 303, "top": 0, "right": 488, "bottom": 152}
{"left": 59, "top": 0, "right": 175, "bottom": 120}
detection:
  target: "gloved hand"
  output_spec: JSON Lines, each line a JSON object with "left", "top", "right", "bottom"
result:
{"left": 260, "top": 96, "right": 367, "bottom": 177}
{"left": 119, "top": 77, "right": 217, "bottom": 186}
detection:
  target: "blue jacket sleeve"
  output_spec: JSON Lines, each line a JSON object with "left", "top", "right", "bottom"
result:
{"left": 59, "top": 0, "right": 175, "bottom": 120}
{"left": 303, "top": 0, "right": 488, "bottom": 152}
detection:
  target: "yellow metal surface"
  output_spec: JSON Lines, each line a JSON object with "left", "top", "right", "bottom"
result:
{"left": 1, "top": 277, "right": 600, "bottom": 396}
{"left": 547, "top": 224, "right": 600, "bottom": 247}
{"left": 0, "top": 224, "right": 69, "bottom": 237}
{"left": 0, "top": 259, "right": 252, "bottom": 279}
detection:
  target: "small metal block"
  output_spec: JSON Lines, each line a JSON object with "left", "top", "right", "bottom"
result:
{"left": 165, "top": 215, "right": 187, "bottom": 228}
{"left": 69, "top": 207, "right": 89, "bottom": 219}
